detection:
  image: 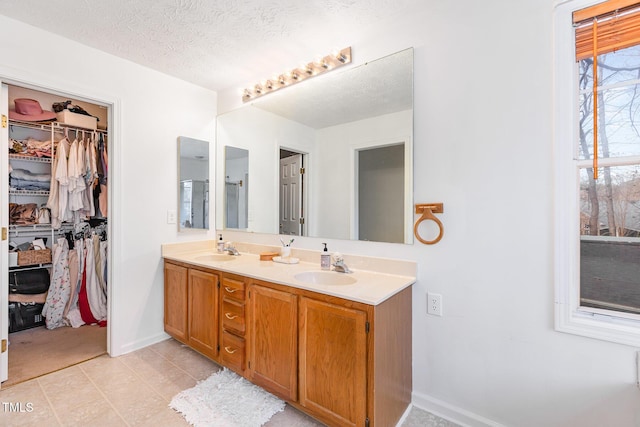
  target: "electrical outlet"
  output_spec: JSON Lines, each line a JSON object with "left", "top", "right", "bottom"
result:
{"left": 427, "top": 292, "right": 443, "bottom": 316}
{"left": 167, "top": 209, "right": 177, "bottom": 224}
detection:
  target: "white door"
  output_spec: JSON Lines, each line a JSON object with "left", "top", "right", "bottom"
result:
{"left": 279, "top": 154, "right": 302, "bottom": 235}
{"left": 0, "top": 83, "right": 10, "bottom": 384}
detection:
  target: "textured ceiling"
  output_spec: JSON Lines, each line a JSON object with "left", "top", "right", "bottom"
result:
{"left": 0, "top": 0, "right": 418, "bottom": 93}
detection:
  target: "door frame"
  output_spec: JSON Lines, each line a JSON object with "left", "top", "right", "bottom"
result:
{"left": 0, "top": 83, "right": 9, "bottom": 382}
{"left": 0, "top": 73, "right": 119, "bottom": 386}
{"left": 350, "top": 135, "right": 413, "bottom": 243}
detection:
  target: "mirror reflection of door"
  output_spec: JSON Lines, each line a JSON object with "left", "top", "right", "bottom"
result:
{"left": 280, "top": 150, "right": 304, "bottom": 236}
{"left": 357, "top": 143, "right": 405, "bottom": 243}
{"left": 224, "top": 146, "right": 248, "bottom": 229}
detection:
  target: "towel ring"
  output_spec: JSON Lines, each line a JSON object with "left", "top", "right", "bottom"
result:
{"left": 414, "top": 203, "right": 444, "bottom": 245}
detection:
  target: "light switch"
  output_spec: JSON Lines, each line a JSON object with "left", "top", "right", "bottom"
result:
{"left": 167, "top": 209, "right": 177, "bottom": 224}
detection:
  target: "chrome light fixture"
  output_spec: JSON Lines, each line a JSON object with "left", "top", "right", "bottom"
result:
{"left": 242, "top": 47, "right": 352, "bottom": 102}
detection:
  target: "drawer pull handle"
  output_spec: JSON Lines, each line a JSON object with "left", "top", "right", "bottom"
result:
{"left": 225, "top": 313, "right": 238, "bottom": 320}
{"left": 224, "top": 287, "right": 236, "bottom": 293}
{"left": 224, "top": 346, "right": 237, "bottom": 354}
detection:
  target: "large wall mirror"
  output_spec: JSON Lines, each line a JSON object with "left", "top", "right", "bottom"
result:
{"left": 179, "top": 136, "right": 210, "bottom": 230}
{"left": 216, "top": 47, "right": 413, "bottom": 243}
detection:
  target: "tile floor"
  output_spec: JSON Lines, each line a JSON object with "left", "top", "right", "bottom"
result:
{"left": 0, "top": 338, "right": 456, "bottom": 426}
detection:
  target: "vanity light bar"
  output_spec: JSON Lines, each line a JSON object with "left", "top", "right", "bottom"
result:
{"left": 242, "top": 47, "right": 352, "bottom": 103}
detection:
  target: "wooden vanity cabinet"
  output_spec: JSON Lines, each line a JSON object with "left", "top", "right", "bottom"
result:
{"left": 164, "top": 259, "right": 412, "bottom": 427}
{"left": 248, "top": 282, "right": 298, "bottom": 401}
{"left": 163, "top": 261, "right": 219, "bottom": 360}
{"left": 220, "top": 273, "right": 248, "bottom": 375}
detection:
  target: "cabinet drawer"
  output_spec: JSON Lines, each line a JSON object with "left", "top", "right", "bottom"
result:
{"left": 221, "top": 331, "right": 245, "bottom": 374}
{"left": 221, "top": 276, "right": 246, "bottom": 302}
{"left": 222, "top": 298, "right": 245, "bottom": 335}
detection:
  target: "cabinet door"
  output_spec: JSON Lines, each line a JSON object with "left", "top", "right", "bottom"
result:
{"left": 248, "top": 284, "right": 297, "bottom": 401}
{"left": 188, "top": 269, "right": 219, "bottom": 359}
{"left": 299, "top": 297, "right": 367, "bottom": 427}
{"left": 164, "top": 262, "right": 188, "bottom": 343}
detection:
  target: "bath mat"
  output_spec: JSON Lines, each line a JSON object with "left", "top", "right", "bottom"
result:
{"left": 169, "top": 368, "right": 285, "bottom": 427}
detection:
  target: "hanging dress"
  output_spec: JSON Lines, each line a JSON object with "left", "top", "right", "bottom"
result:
{"left": 42, "top": 238, "right": 71, "bottom": 329}
{"left": 78, "top": 241, "right": 98, "bottom": 325}
{"left": 47, "top": 137, "right": 69, "bottom": 229}
{"left": 99, "top": 238, "right": 108, "bottom": 299}
{"left": 62, "top": 247, "right": 79, "bottom": 325}
{"left": 84, "top": 236, "right": 107, "bottom": 321}
{"left": 67, "top": 238, "right": 86, "bottom": 328}
{"left": 68, "top": 137, "right": 86, "bottom": 217}
{"left": 56, "top": 138, "right": 73, "bottom": 224}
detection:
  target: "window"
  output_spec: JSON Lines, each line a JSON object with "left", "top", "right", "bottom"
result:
{"left": 555, "top": 0, "right": 640, "bottom": 346}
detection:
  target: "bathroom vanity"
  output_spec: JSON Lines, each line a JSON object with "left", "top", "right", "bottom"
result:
{"left": 162, "top": 241, "right": 415, "bottom": 427}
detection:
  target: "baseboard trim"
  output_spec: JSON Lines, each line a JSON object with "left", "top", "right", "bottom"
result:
{"left": 112, "top": 331, "right": 171, "bottom": 356}
{"left": 411, "top": 392, "right": 505, "bottom": 427}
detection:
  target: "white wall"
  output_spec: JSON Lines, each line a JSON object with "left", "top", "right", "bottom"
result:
{"left": 0, "top": 15, "right": 218, "bottom": 355}
{"left": 217, "top": 1, "right": 640, "bottom": 426}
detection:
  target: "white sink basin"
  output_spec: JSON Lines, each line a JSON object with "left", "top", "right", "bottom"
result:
{"left": 193, "top": 253, "right": 237, "bottom": 262}
{"left": 294, "top": 271, "right": 357, "bottom": 286}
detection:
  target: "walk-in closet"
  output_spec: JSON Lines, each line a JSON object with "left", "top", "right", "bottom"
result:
{"left": 4, "top": 84, "right": 109, "bottom": 386}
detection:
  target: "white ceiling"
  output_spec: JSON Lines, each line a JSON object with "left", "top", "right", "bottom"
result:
{"left": 0, "top": 0, "right": 418, "bottom": 93}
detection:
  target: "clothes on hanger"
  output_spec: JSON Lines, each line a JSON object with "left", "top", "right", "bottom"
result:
{"left": 48, "top": 132, "right": 105, "bottom": 228}
{"left": 40, "top": 224, "right": 108, "bottom": 330}
{"left": 42, "top": 237, "right": 71, "bottom": 329}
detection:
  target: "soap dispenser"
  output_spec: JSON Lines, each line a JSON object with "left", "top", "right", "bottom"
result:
{"left": 321, "top": 243, "right": 331, "bottom": 270}
{"left": 217, "top": 234, "right": 224, "bottom": 253}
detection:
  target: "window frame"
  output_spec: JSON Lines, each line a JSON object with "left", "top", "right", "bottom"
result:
{"left": 554, "top": 0, "right": 640, "bottom": 347}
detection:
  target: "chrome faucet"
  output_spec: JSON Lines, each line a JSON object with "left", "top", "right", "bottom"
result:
{"left": 224, "top": 244, "right": 240, "bottom": 256}
{"left": 332, "top": 254, "right": 352, "bottom": 273}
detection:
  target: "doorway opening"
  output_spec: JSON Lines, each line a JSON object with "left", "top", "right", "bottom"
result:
{"left": 356, "top": 143, "right": 405, "bottom": 243}
{"left": 2, "top": 82, "right": 110, "bottom": 387}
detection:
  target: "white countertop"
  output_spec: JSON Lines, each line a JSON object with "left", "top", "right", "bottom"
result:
{"left": 162, "top": 244, "right": 416, "bottom": 306}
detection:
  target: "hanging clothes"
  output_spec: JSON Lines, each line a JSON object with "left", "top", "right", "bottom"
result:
{"left": 42, "top": 238, "right": 71, "bottom": 329}
{"left": 99, "top": 238, "right": 108, "bottom": 299}
{"left": 62, "top": 247, "right": 80, "bottom": 324}
{"left": 81, "top": 138, "right": 97, "bottom": 218}
{"left": 47, "top": 136, "right": 70, "bottom": 229}
{"left": 78, "top": 247, "right": 98, "bottom": 325}
{"left": 66, "top": 237, "right": 86, "bottom": 328}
{"left": 97, "top": 134, "right": 108, "bottom": 217}
{"left": 84, "top": 236, "right": 107, "bottom": 322}
{"left": 68, "top": 137, "right": 86, "bottom": 214}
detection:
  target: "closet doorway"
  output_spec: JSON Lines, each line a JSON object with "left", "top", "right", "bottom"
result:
{"left": 0, "top": 82, "right": 111, "bottom": 387}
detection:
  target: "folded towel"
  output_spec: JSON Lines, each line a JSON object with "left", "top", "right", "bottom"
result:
{"left": 9, "top": 168, "right": 51, "bottom": 182}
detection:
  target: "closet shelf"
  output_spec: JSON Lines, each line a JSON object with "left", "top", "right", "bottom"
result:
{"left": 9, "top": 263, "right": 52, "bottom": 271}
{"left": 9, "top": 190, "right": 49, "bottom": 196}
{"left": 9, "top": 120, "right": 63, "bottom": 133}
{"left": 9, "top": 154, "right": 52, "bottom": 163}
{"left": 8, "top": 223, "right": 74, "bottom": 238}
{"left": 9, "top": 119, "right": 107, "bottom": 134}
{"left": 9, "top": 224, "right": 53, "bottom": 231}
